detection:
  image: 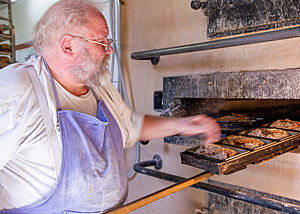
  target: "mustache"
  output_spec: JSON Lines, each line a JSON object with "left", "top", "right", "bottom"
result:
{"left": 86, "top": 54, "right": 111, "bottom": 87}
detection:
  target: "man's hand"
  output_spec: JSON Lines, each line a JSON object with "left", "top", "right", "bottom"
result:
{"left": 178, "top": 115, "right": 221, "bottom": 144}
{"left": 140, "top": 114, "right": 221, "bottom": 144}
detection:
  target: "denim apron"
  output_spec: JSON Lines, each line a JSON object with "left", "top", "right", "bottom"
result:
{"left": 1, "top": 61, "right": 128, "bottom": 214}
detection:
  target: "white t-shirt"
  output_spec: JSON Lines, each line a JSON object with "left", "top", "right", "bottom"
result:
{"left": 0, "top": 56, "right": 144, "bottom": 209}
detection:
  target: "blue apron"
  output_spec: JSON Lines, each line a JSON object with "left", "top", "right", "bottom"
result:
{"left": 1, "top": 61, "right": 128, "bottom": 214}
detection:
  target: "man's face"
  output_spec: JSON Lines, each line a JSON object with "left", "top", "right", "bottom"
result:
{"left": 70, "top": 11, "right": 112, "bottom": 86}
{"left": 71, "top": 41, "right": 110, "bottom": 87}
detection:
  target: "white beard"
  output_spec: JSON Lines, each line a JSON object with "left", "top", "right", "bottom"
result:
{"left": 86, "top": 54, "right": 111, "bottom": 87}
{"left": 71, "top": 46, "right": 111, "bottom": 87}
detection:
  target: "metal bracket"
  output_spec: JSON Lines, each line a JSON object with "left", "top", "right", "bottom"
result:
{"left": 140, "top": 140, "right": 150, "bottom": 145}
{"left": 133, "top": 154, "right": 163, "bottom": 174}
{"left": 153, "top": 154, "right": 162, "bottom": 170}
{"left": 151, "top": 56, "right": 160, "bottom": 65}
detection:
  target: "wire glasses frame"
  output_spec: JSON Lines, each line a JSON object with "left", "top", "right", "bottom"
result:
{"left": 69, "top": 34, "right": 113, "bottom": 53}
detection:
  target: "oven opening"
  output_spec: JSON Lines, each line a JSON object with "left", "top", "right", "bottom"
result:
{"left": 182, "top": 98, "right": 300, "bottom": 135}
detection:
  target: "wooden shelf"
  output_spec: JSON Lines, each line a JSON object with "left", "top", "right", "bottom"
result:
{"left": 0, "top": 51, "right": 12, "bottom": 55}
{"left": 0, "top": 0, "right": 9, "bottom": 4}
{"left": 0, "top": 16, "right": 10, "bottom": 21}
{"left": 0, "top": 33, "right": 11, "bottom": 39}
{"left": 0, "top": 33, "right": 11, "bottom": 42}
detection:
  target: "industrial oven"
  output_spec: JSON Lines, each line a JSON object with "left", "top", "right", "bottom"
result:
{"left": 109, "top": 68, "right": 300, "bottom": 214}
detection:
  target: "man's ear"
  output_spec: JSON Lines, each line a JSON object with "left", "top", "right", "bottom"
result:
{"left": 60, "top": 35, "right": 74, "bottom": 57}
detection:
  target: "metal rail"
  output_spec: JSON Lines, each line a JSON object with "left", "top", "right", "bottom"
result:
{"left": 131, "top": 26, "right": 300, "bottom": 65}
{"left": 132, "top": 154, "right": 300, "bottom": 214}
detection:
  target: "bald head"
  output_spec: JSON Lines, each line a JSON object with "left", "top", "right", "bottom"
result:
{"left": 32, "top": 0, "right": 104, "bottom": 55}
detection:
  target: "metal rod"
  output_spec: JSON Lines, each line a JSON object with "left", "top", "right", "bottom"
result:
{"left": 131, "top": 26, "right": 300, "bottom": 64}
{"left": 132, "top": 155, "right": 300, "bottom": 214}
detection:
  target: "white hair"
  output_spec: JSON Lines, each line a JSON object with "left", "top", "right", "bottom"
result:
{"left": 32, "top": 0, "right": 102, "bottom": 54}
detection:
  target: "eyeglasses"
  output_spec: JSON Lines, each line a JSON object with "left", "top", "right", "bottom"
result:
{"left": 69, "top": 34, "right": 113, "bottom": 53}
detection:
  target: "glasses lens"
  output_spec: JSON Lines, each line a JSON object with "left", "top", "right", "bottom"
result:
{"left": 107, "top": 38, "right": 113, "bottom": 44}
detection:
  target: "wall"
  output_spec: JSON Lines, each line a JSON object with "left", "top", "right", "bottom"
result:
{"left": 122, "top": 0, "right": 300, "bottom": 213}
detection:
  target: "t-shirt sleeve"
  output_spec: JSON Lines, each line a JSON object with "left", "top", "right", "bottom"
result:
{"left": 122, "top": 107, "right": 144, "bottom": 148}
{"left": 98, "top": 82, "right": 144, "bottom": 148}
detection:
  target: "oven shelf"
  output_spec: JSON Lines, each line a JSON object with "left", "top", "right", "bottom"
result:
{"left": 0, "top": 15, "right": 9, "bottom": 21}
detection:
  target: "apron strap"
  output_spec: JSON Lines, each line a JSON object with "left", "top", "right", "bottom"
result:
{"left": 91, "top": 88, "right": 100, "bottom": 102}
{"left": 25, "top": 65, "right": 61, "bottom": 177}
{"left": 42, "top": 58, "right": 62, "bottom": 110}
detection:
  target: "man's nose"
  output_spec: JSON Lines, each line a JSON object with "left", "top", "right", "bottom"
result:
{"left": 105, "top": 45, "right": 113, "bottom": 55}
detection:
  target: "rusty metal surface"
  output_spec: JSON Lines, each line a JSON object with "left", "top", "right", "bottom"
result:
{"left": 206, "top": 0, "right": 300, "bottom": 38}
{"left": 163, "top": 69, "right": 300, "bottom": 103}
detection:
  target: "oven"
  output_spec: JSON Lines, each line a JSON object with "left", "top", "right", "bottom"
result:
{"left": 162, "top": 69, "right": 300, "bottom": 175}
{"left": 108, "top": 69, "right": 300, "bottom": 214}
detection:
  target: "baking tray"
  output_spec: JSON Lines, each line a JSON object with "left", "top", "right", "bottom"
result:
{"left": 240, "top": 127, "right": 299, "bottom": 141}
{"left": 181, "top": 132, "right": 300, "bottom": 175}
{"left": 215, "top": 135, "right": 272, "bottom": 151}
{"left": 217, "top": 116, "right": 265, "bottom": 134}
{"left": 262, "top": 119, "right": 300, "bottom": 133}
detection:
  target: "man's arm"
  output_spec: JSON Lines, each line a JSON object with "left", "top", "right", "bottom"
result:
{"left": 140, "top": 114, "right": 221, "bottom": 144}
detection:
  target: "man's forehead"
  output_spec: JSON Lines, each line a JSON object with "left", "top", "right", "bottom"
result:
{"left": 87, "top": 12, "right": 109, "bottom": 37}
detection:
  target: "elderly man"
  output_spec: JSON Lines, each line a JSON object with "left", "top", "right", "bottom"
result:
{"left": 0, "top": 0, "right": 220, "bottom": 213}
